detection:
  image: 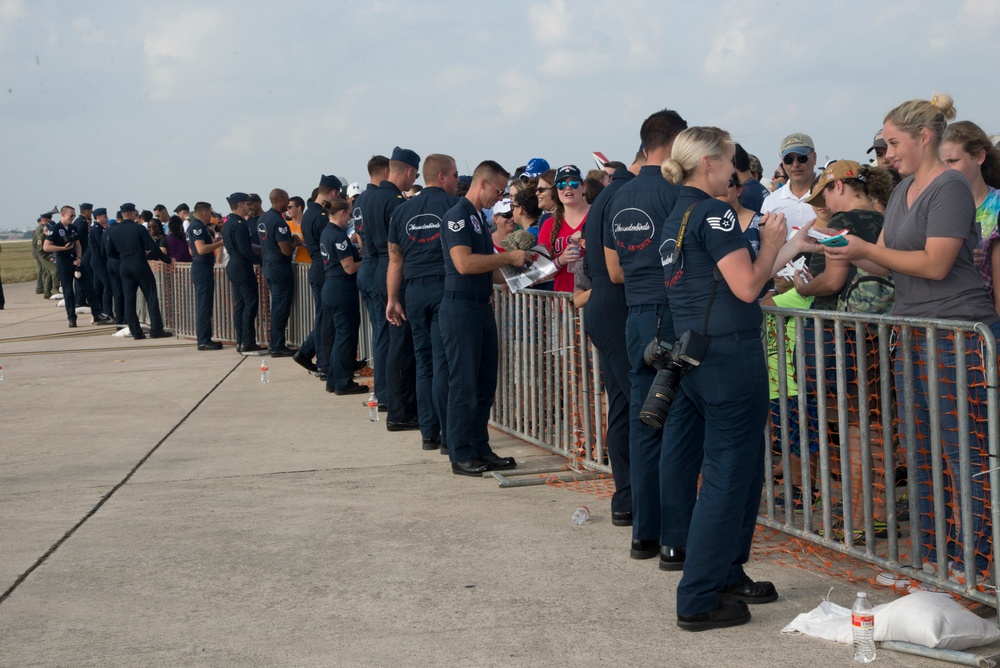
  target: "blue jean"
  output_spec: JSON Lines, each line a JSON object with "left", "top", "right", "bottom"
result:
{"left": 894, "top": 322, "right": 1000, "bottom": 574}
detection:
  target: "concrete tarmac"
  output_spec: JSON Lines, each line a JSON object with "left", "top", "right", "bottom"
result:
{"left": 0, "top": 280, "right": 992, "bottom": 667}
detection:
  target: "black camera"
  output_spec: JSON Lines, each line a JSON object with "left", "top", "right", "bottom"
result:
{"left": 639, "top": 329, "right": 708, "bottom": 429}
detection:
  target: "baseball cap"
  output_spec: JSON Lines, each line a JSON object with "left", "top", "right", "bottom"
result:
{"left": 866, "top": 130, "right": 887, "bottom": 154}
{"left": 554, "top": 164, "right": 583, "bottom": 183}
{"left": 492, "top": 198, "right": 513, "bottom": 218}
{"left": 779, "top": 133, "right": 815, "bottom": 157}
{"left": 347, "top": 182, "right": 362, "bottom": 198}
{"left": 520, "top": 157, "right": 550, "bottom": 181}
{"left": 804, "top": 160, "right": 866, "bottom": 208}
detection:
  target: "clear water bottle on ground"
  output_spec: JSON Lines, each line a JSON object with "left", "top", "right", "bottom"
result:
{"left": 0, "top": 365, "right": 4, "bottom": 382}
{"left": 368, "top": 392, "right": 379, "bottom": 422}
{"left": 260, "top": 360, "right": 269, "bottom": 384}
{"left": 571, "top": 506, "right": 590, "bottom": 525}
{"left": 852, "top": 592, "right": 876, "bottom": 663}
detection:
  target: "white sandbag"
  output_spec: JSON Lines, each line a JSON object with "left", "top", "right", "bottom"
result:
{"left": 782, "top": 591, "right": 1000, "bottom": 651}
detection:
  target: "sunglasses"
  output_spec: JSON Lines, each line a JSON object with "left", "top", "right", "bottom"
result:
{"left": 536, "top": 186, "right": 551, "bottom": 194}
{"left": 556, "top": 180, "right": 581, "bottom": 190}
{"left": 782, "top": 153, "right": 811, "bottom": 166}
{"left": 496, "top": 211, "right": 514, "bottom": 220}
{"left": 728, "top": 176, "right": 741, "bottom": 188}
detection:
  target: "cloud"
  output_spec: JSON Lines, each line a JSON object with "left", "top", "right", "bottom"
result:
{"left": 0, "top": 0, "right": 25, "bottom": 52}
{"left": 702, "top": 19, "right": 750, "bottom": 78}
{"left": 142, "top": 8, "right": 227, "bottom": 101}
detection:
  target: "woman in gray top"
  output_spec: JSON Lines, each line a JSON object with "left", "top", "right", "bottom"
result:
{"left": 827, "top": 93, "right": 999, "bottom": 587}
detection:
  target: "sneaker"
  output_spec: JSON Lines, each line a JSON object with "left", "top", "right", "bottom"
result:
{"left": 774, "top": 486, "right": 807, "bottom": 512}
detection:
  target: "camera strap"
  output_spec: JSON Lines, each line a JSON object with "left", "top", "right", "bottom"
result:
{"left": 660, "top": 201, "right": 721, "bottom": 337}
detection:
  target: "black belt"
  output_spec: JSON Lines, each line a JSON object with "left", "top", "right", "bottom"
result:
{"left": 709, "top": 329, "right": 761, "bottom": 342}
{"left": 407, "top": 276, "right": 444, "bottom": 285}
{"left": 444, "top": 291, "right": 492, "bottom": 304}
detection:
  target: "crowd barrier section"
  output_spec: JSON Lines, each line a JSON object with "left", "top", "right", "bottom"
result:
{"left": 149, "top": 264, "right": 1000, "bottom": 609}
{"left": 153, "top": 261, "right": 373, "bottom": 363}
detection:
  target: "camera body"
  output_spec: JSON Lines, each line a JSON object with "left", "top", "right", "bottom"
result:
{"left": 639, "top": 329, "right": 709, "bottom": 429}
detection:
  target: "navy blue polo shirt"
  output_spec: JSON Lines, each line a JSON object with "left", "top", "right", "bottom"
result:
{"left": 106, "top": 221, "right": 170, "bottom": 262}
{"left": 361, "top": 180, "right": 406, "bottom": 262}
{"left": 603, "top": 165, "right": 680, "bottom": 306}
{"left": 388, "top": 186, "right": 459, "bottom": 281}
{"left": 319, "top": 222, "right": 360, "bottom": 279}
{"left": 90, "top": 222, "right": 106, "bottom": 261}
{"left": 186, "top": 218, "right": 215, "bottom": 265}
{"left": 441, "top": 197, "right": 493, "bottom": 297}
{"left": 257, "top": 208, "right": 292, "bottom": 266}
{"left": 246, "top": 215, "right": 261, "bottom": 245}
{"left": 738, "top": 178, "right": 770, "bottom": 214}
{"left": 300, "top": 200, "right": 326, "bottom": 261}
{"left": 222, "top": 214, "right": 260, "bottom": 265}
{"left": 72, "top": 215, "right": 90, "bottom": 253}
{"left": 353, "top": 183, "right": 379, "bottom": 260}
{"left": 661, "top": 186, "right": 761, "bottom": 337}
{"left": 44, "top": 221, "right": 78, "bottom": 259}
{"left": 583, "top": 166, "right": 634, "bottom": 285}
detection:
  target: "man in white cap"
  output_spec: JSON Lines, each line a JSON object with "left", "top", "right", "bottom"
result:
{"left": 760, "top": 132, "right": 818, "bottom": 236}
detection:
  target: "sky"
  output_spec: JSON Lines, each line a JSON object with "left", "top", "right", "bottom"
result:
{"left": 2, "top": 0, "right": 999, "bottom": 229}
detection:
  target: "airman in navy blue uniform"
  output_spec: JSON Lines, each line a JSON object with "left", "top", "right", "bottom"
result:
{"left": 88, "top": 208, "right": 114, "bottom": 322}
{"left": 105, "top": 203, "right": 173, "bottom": 339}
{"left": 602, "top": 108, "right": 689, "bottom": 564}
{"left": 221, "top": 193, "right": 262, "bottom": 354}
{"left": 258, "top": 188, "right": 300, "bottom": 356}
{"left": 294, "top": 174, "right": 343, "bottom": 377}
{"left": 72, "top": 203, "right": 102, "bottom": 315}
{"left": 439, "top": 161, "right": 529, "bottom": 476}
{"left": 365, "top": 147, "right": 422, "bottom": 431}
{"left": 42, "top": 205, "right": 86, "bottom": 327}
{"left": 658, "top": 128, "right": 807, "bottom": 631}
{"left": 581, "top": 159, "right": 638, "bottom": 527}
{"left": 246, "top": 194, "right": 263, "bottom": 254}
{"left": 103, "top": 211, "right": 126, "bottom": 328}
{"left": 187, "top": 201, "right": 225, "bottom": 350}
{"left": 387, "top": 153, "right": 461, "bottom": 451}
{"left": 319, "top": 199, "right": 367, "bottom": 394}
{"left": 357, "top": 155, "right": 390, "bottom": 405}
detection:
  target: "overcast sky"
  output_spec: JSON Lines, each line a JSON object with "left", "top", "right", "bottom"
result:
{"left": 2, "top": 0, "right": 999, "bottom": 229}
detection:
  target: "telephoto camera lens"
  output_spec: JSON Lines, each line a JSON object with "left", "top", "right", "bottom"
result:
{"left": 639, "top": 366, "right": 681, "bottom": 429}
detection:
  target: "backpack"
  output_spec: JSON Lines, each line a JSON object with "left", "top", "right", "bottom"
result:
{"left": 834, "top": 211, "right": 894, "bottom": 315}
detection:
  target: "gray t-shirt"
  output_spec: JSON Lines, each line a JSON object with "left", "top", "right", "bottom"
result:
{"left": 883, "top": 169, "right": 998, "bottom": 323}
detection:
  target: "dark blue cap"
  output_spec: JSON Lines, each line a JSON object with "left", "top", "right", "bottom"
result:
{"left": 458, "top": 175, "right": 472, "bottom": 185}
{"left": 120, "top": 202, "right": 137, "bottom": 213}
{"left": 39, "top": 211, "right": 53, "bottom": 220}
{"left": 555, "top": 164, "right": 582, "bottom": 182}
{"left": 391, "top": 146, "right": 420, "bottom": 169}
{"left": 227, "top": 192, "right": 250, "bottom": 206}
{"left": 93, "top": 207, "right": 107, "bottom": 216}
{"left": 80, "top": 202, "right": 93, "bottom": 210}
{"left": 319, "top": 174, "right": 342, "bottom": 190}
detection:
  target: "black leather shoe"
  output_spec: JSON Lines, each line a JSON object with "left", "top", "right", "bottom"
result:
{"left": 677, "top": 599, "right": 751, "bottom": 632}
{"left": 353, "top": 358, "right": 367, "bottom": 372}
{"left": 68, "top": 319, "right": 77, "bottom": 328}
{"left": 386, "top": 420, "right": 419, "bottom": 432}
{"left": 133, "top": 332, "right": 146, "bottom": 340}
{"left": 334, "top": 383, "right": 369, "bottom": 396}
{"left": 293, "top": 353, "right": 318, "bottom": 373}
{"left": 240, "top": 343, "right": 262, "bottom": 355}
{"left": 481, "top": 451, "right": 516, "bottom": 470}
{"left": 198, "top": 341, "right": 223, "bottom": 351}
{"left": 236, "top": 344, "right": 244, "bottom": 353}
{"left": 718, "top": 577, "right": 779, "bottom": 604}
{"left": 630, "top": 539, "right": 659, "bottom": 560}
{"left": 269, "top": 347, "right": 295, "bottom": 357}
{"left": 422, "top": 438, "right": 441, "bottom": 451}
{"left": 659, "top": 545, "right": 686, "bottom": 571}
{"left": 439, "top": 443, "right": 449, "bottom": 456}
{"left": 452, "top": 459, "right": 490, "bottom": 477}
{"left": 93, "top": 314, "right": 114, "bottom": 325}
{"left": 611, "top": 511, "right": 633, "bottom": 527}
{"left": 149, "top": 329, "right": 173, "bottom": 339}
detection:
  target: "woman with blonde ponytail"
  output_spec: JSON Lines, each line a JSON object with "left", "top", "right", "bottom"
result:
{"left": 827, "top": 94, "right": 1000, "bottom": 586}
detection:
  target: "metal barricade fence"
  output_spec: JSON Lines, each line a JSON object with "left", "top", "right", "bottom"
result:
{"left": 152, "top": 261, "right": 373, "bottom": 363}
{"left": 149, "top": 267, "right": 1000, "bottom": 608}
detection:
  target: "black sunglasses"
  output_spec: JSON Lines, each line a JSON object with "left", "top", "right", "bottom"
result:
{"left": 728, "top": 176, "right": 741, "bottom": 188}
{"left": 782, "top": 153, "right": 811, "bottom": 166}
{"left": 496, "top": 211, "right": 514, "bottom": 220}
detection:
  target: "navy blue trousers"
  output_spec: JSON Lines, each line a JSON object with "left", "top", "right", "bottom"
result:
{"left": 191, "top": 262, "right": 215, "bottom": 345}
{"left": 225, "top": 261, "right": 258, "bottom": 348}
{"left": 55, "top": 256, "right": 78, "bottom": 320}
{"left": 406, "top": 277, "right": 448, "bottom": 442}
{"left": 106, "top": 258, "right": 125, "bottom": 326}
{"left": 263, "top": 263, "right": 293, "bottom": 351}
{"left": 88, "top": 252, "right": 112, "bottom": 319}
{"left": 584, "top": 284, "right": 632, "bottom": 515}
{"left": 298, "top": 260, "right": 330, "bottom": 373}
{"left": 358, "top": 258, "right": 388, "bottom": 401}
{"left": 322, "top": 275, "right": 360, "bottom": 391}
{"left": 663, "top": 334, "right": 767, "bottom": 616}
{"left": 440, "top": 295, "right": 497, "bottom": 463}
{"left": 120, "top": 258, "right": 164, "bottom": 336}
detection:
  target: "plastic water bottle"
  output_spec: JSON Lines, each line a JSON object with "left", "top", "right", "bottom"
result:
{"left": 367, "top": 392, "right": 379, "bottom": 422}
{"left": 0, "top": 365, "right": 4, "bottom": 382}
{"left": 852, "top": 592, "right": 876, "bottom": 663}
{"left": 260, "top": 360, "right": 269, "bottom": 384}
{"left": 571, "top": 506, "right": 590, "bottom": 525}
